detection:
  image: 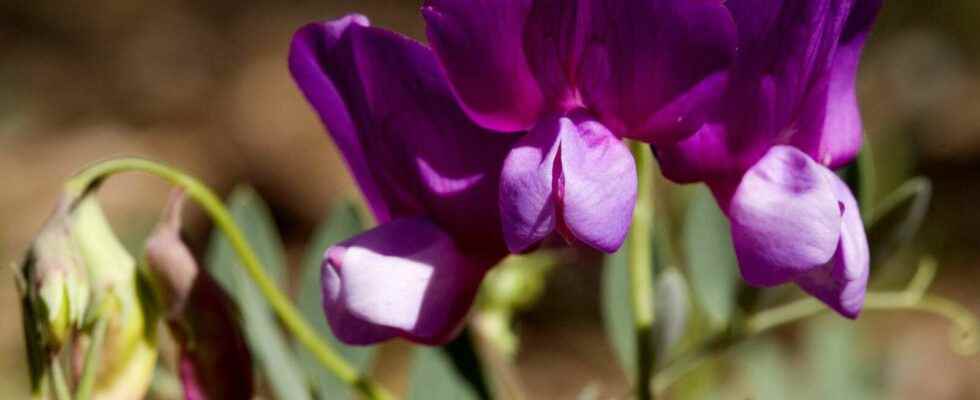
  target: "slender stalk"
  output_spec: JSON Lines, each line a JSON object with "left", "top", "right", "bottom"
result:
{"left": 49, "top": 358, "right": 72, "bottom": 400}
{"left": 65, "top": 158, "right": 393, "bottom": 400}
{"left": 75, "top": 318, "right": 109, "bottom": 400}
{"left": 628, "top": 142, "right": 656, "bottom": 400}
{"left": 652, "top": 291, "right": 979, "bottom": 395}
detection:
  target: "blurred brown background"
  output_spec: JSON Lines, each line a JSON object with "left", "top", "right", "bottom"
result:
{"left": 2, "top": 1, "right": 979, "bottom": 399}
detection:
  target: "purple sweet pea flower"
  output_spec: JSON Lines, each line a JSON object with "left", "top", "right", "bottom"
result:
{"left": 423, "top": 0, "right": 738, "bottom": 253}
{"left": 655, "top": 0, "right": 883, "bottom": 318}
{"left": 289, "top": 15, "right": 515, "bottom": 345}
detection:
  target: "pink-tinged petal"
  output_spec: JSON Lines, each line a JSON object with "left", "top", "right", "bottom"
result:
{"left": 322, "top": 218, "right": 495, "bottom": 345}
{"left": 423, "top": 0, "right": 544, "bottom": 132}
{"left": 557, "top": 117, "right": 636, "bottom": 253}
{"left": 796, "top": 168, "right": 869, "bottom": 318}
{"left": 290, "top": 16, "right": 515, "bottom": 255}
{"left": 499, "top": 118, "right": 563, "bottom": 253}
{"left": 725, "top": 146, "right": 842, "bottom": 286}
{"left": 577, "top": 0, "right": 736, "bottom": 143}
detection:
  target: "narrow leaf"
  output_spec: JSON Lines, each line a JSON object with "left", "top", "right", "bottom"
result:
{"left": 407, "top": 347, "right": 480, "bottom": 400}
{"left": 682, "top": 185, "right": 738, "bottom": 330}
{"left": 601, "top": 246, "right": 634, "bottom": 373}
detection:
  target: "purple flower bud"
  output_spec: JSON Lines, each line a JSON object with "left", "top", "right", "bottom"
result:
{"left": 145, "top": 191, "right": 199, "bottom": 318}
{"left": 144, "top": 191, "right": 254, "bottom": 399}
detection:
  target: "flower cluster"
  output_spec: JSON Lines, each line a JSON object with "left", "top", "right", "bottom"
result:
{"left": 18, "top": 192, "right": 253, "bottom": 399}
{"left": 289, "top": 0, "right": 884, "bottom": 345}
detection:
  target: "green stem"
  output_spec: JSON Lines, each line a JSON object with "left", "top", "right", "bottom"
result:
{"left": 65, "top": 158, "right": 393, "bottom": 400}
{"left": 49, "top": 358, "right": 72, "bottom": 400}
{"left": 867, "top": 176, "right": 931, "bottom": 228}
{"left": 75, "top": 318, "right": 108, "bottom": 400}
{"left": 628, "top": 142, "right": 656, "bottom": 400}
{"left": 652, "top": 291, "right": 979, "bottom": 395}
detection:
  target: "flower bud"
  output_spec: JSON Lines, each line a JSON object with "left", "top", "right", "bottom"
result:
{"left": 145, "top": 191, "right": 198, "bottom": 318}
{"left": 144, "top": 191, "right": 254, "bottom": 399}
{"left": 19, "top": 197, "right": 90, "bottom": 351}
{"left": 70, "top": 198, "right": 158, "bottom": 400}
{"left": 17, "top": 197, "right": 91, "bottom": 394}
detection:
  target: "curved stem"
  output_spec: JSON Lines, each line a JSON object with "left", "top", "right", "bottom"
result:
{"left": 65, "top": 158, "right": 393, "bottom": 400}
{"left": 628, "top": 142, "right": 656, "bottom": 400}
{"left": 652, "top": 291, "right": 979, "bottom": 395}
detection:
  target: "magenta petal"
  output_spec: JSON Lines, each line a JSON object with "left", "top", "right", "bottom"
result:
{"left": 655, "top": 76, "right": 780, "bottom": 183}
{"left": 523, "top": 0, "right": 583, "bottom": 109}
{"left": 423, "top": 0, "right": 544, "bottom": 132}
{"left": 577, "top": 0, "right": 736, "bottom": 143}
{"left": 322, "top": 218, "right": 493, "bottom": 345}
{"left": 796, "top": 169, "right": 869, "bottom": 318}
{"left": 289, "top": 15, "right": 390, "bottom": 222}
{"left": 499, "top": 118, "right": 563, "bottom": 253}
{"left": 558, "top": 118, "right": 637, "bottom": 253}
{"left": 289, "top": 16, "right": 514, "bottom": 254}
{"left": 659, "top": 1, "right": 883, "bottom": 182}
{"left": 725, "top": 146, "right": 842, "bottom": 286}
{"left": 792, "top": 0, "right": 883, "bottom": 168}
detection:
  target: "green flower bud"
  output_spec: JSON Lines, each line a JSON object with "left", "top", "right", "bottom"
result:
{"left": 70, "top": 198, "right": 158, "bottom": 400}
{"left": 18, "top": 197, "right": 90, "bottom": 351}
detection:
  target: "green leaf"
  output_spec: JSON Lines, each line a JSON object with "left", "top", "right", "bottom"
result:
{"left": 206, "top": 187, "right": 311, "bottom": 400}
{"left": 682, "top": 185, "right": 738, "bottom": 331}
{"left": 741, "top": 341, "right": 793, "bottom": 400}
{"left": 408, "top": 347, "right": 481, "bottom": 400}
{"left": 602, "top": 246, "right": 634, "bottom": 373}
{"left": 803, "top": 317, "right": 877, "bottom": 400}
{"left": 295, "top": 201, "right": 375, "bottom": 400}
{"left": 867, "top": 177, "right": 932, "bottom": 267}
